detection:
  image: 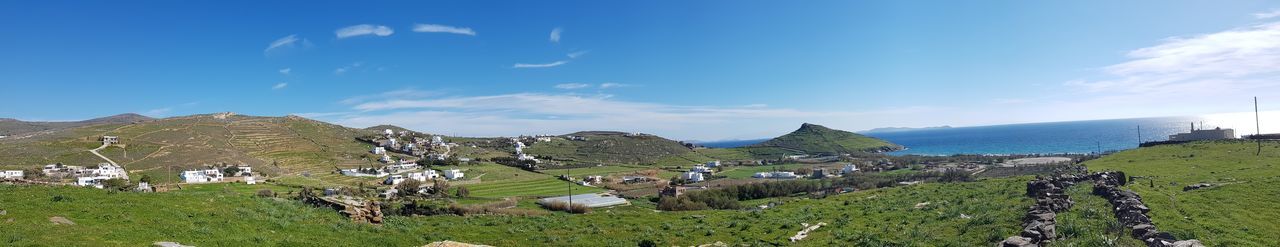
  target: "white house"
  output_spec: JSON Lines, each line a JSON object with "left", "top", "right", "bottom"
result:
{"left": 690, "top": 165, "right": 713, "bottom": 173}
{"left": 180, "top": 169, "right": 224, "bottom": 183}
{"left": 753, "top": 172, "right": 773, "bottom": 178}
{"left": 753, "top": 171, "right": 798, "bottom": 179}
{"left": 384, "top": 175, "right": 407, "bottom": 185}
{"left": 384, "top": 129, "right": 395, "bottom": 136}
{"left": 407, "top": 170, "right": 439, "bottom": 181}
{"left": 235, "top": 166, "right": 253, "bottom": 176}
{"left": 443, "top": 169, "right": 465, "bottom": 180}
{"left": 388, "top": 138, "right": 398, "bottom": 147}
{"left": 705, "top": 160, "right": 721, "bottom": 167}
{"left": 101, "top": 136, "right": 119, "bottom": 145}
{"left": 1168, "top": 124, "right": 1236, "bottom": 141}
{"left": 244, "top": 176, "right": 256, "bottom": 185}
{"left": 76, "top": 176, "right": 109, "bottom": 188}
{"left": 1, "top": 170, "right": 23, "bottom": 179}
{"left": 91, "top": 163, "right": 128, "bottom": 179}
{"left": 682, "top": 171, "right": 705, "bottom": 182}
{"left": 402, "top": 143, "right": 416, "bottom": 152}
{"left": 372, "top": 147, "right": 386, "bottom": 155}
{"left": 380, "top": 154, "right": 393, "bottom": 163}
{"left": 431, "top": 136, "right": 444, "bottom": 144}
{"left": 842, "top": 164, "right": 860, "bottom": 174}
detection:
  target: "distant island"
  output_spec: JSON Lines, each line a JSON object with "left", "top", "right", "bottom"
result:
{"left": 859, "top": 125, "right": 953, "bottom": 134}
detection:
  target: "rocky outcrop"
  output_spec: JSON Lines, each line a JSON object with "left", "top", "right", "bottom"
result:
{"left": 1181, "top": 183, "right": 1212, "bottom": 191}
{"left": 300, "top": 190, "right": 384, "bottom": 224}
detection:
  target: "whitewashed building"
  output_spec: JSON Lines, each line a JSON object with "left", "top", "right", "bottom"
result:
{"left": 180, "top": 169, "right": 224, "bottom": 183}
{"left": 384, "top": 174, "right": 407, "bottom": 185}
{"left": 682, "top": 171, "right": 705, "bottom": 182}
{"left": 443, "top": 169, "right": 465, "bottom": 180}
{"left": 842, "top": 164, "right": 860, "bottom": 174}
{"left": 91, "top": 163, "right": 128, "bottom": 179}
{"left": 705, "top": 160, "right": 721, "bottom": 167}
{"left": 372, "top": 147, "right": 386, "bottom": 155}
{"left": 690, "top": 165, "right": 713, "bottom": 173}
{"left": 76, "top": 176, "right": 109, "bottom": 188}
{"left": 1, "top": 170, "right": 24, "bottom": 179}
{"left": 1168, "top": 125, "right": 1236, "bottom": 141}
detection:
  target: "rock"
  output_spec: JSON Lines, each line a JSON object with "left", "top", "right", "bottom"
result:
{"left": 153, "top": 242, "right": 194, "bottom": 247}
{"left": 1182, "top": 183, "right": 1213, "bottom": 191}
{"left": 48, "top": 216, "right": 75, "bottom": 225}
{"left": 999, "top": 236, "right": 1036, "bottom": 247}
{"left": 914, "top": 202, "right": 930, "bottom": 209}
{"left": 1170, "top": 240, "right": 1206, "bottom": 247}
{"left": 1130, "top": 224, "right": 1156, "bottom": 239}
{"left": 0, "top": 209, "right": 6, "bottom": 215}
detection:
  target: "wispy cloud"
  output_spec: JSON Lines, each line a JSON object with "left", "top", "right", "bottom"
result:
{"left": 265, "top": 34, "right": 299, "bottom": 52}
{"left": 554, "top": 83, "right": 590, "bottom": 89}
{"left": 336, "top": 24, "right": 394, "bottom": 39}
{"left": 1066, "top": 21, "right": 1280, "bottom": 95}
{"left": 278, "top": 68, "right": 291, "bottom": 75}
{"left": 1255, "top": 9, "right": 1280, "bottom": 19}
{"left": 272, "top": 82, "right": 288, "bottom": 90}
{"left": 513, "top": 60, "right": 568, "bottom": 68}
{"left": 567, "top": 50, "right": 590, "bottom": 59}
{"left": 339, "top": 89, "right": 440, "bottom": 105}
{"left": 334, "top": 62, "right": 364, "bottom": 75}
{"left": 550, "top": 27, "right": 562, "bottom": 43}
{"left": 144, "top": 107, "right": 173, "bottom": 117}
{"left": 413, "top": 24, "right": 476, "bottom": 36}
{"left": 599, "top": 83, "right": 633, "bottom": 89}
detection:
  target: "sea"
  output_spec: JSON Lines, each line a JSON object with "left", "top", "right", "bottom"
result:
{"left": 699, "top": 112, "right": 1280, "bottom": 156}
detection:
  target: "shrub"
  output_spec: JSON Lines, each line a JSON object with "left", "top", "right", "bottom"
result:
{"left": 455, "top": 186, "right": 470, "bottom": 198}
{"left": 256, "top": 189, "right": 275, "bottom": 198}
{"left": 541, "top": 201, "right": 591, "bottom": 214}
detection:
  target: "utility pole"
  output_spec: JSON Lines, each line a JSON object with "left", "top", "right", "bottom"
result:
{"left": 1257, "top": 97, "right": 1263, "bottom": 156}
{"left": 566, "top": 165, "right": 572, "bottom": 207}
{"left": 1137, "top": 125, "right": 1143, "bottom": 146}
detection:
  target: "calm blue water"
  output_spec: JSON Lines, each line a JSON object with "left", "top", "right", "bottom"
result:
{"left": 698, "top": 116, "right": 1253, "bottom": 155}
{"left": 865, "top": 117, "right": 1205, "bottom": 155}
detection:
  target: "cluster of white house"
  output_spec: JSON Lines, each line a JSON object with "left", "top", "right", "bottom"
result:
{"left": 680, "top": 160, "right": 722, "bottom": 182}
{"left": 39, "top": 163, "right": 130, "bottom": 188}
{"left": 512, "top": 139, "right": 542, "bottom": 163}
{"left": 179, "top": 165, "right": 255, "bottom": 184}
{"left": 382, "top": 169, "right": 465, "bottom": 185}
{"left": 753, "top": 164, "right": 860, "bottom": 179}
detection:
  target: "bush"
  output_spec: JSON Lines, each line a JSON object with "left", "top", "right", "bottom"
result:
{"left": 455, "top": 186, "right": 470, "bottom": 198}
{"left": 541, "top": 201, "right": 591, "bottom": 214}
{"left": 101, "top": 178, "right": 131, "bottom": 191}
{"left": 256, "top": 189, "right": 275, "bottom": 198}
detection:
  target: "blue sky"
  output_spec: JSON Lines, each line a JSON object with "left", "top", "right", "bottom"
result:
{"left": 3, "top": 1, "right": 1280, "bottom": 140}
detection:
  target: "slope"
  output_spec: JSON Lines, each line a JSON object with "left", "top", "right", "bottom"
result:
{"left": 522, "top": 131, "right": 694, "bottom": 165}
{"left": 740, "top": 123, "right": 902, "bottom": 157}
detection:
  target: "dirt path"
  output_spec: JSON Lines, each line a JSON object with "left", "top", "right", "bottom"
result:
{"left": 89, "top": 142, "right": 119, "bottom": 167}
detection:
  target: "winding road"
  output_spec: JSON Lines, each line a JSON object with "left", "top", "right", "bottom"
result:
{"left": 89, "top": 142, "right": 119, "bottom": 166}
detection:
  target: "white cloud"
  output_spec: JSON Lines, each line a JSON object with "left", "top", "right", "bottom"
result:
{"left": 144, "top": 107, "right": 173, "bottom": 117}
{"left": 278, "top": 68, "right": 291, "bottom": 75}
{"left": 567, "top": 50, "right": 590, "bottom": 59}
{"left": 555, "top": 83, "right": 591, "bottom": 89}
{"left": 334, "top": 62, "right": 364, "bottom": 75}
{"left": 1067, "top": 21, "right": 1280, "bottom": 95}
{"left": 599, "top": 83, "right": 633, "bottom": 89}
{"left": 513, "top": 60, "right": 568, "bottom": 68}
{"left": 550, "top": 27, "right": 562, "bottom": 43}
{"left": 272, "top": 82, "right": 288, "bottom": 90}
{"left": 1255, "top": 9, "right": 1280, "bottom": 19}
{"left": 413, "top": 24, "right": 476, "bottom": 36}
{"left": 336, "top": 24, "right": 394, "bottom": 39}
{"left": 265, "top": 34, "right": 299, "bottom": 52}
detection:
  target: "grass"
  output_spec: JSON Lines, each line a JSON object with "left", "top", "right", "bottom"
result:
{"left": 522, "top": 131, "right": 693, "bottom": 165}
{"left": 1076, "top": 140, "right": 1280, "bottom": 246}
{"left": 740, "top": 123, "right": 900, "bottom": 157}
{"left": 718, "top": 163, "right": 811, "bottom": 179}
{"left": 0, "top": 176, "right": 1030, "bottom": 246}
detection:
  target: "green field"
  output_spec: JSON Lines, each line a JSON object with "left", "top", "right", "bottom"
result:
{"left": 718, "top": 163, "right": 811, "bottom": 179}
{"left": 0, "top": 176, "right": 1030, "bottom": 246}
{"left": 431, "top": 162, "right": 606, "bottom": 199}
{"left": 1076, "top": 140, "right": 1280, "bottom": 246}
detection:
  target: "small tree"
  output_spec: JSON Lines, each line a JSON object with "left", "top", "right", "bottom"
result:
{"left": 432, "top": 179, "right": 451, "bottom": 197}
{"left": 23, "top": 168, "right": 44, "bottom": 180}
{"left": 101, "top": 178, "right": 131, "bottom": 191}
{"left": 455, "top": 186, "right": 470, "bottom": 198}
{"left": 139, "top": 175, "right": 153, "bottom": 184}
{"left": 397, "top": 179, "right": 423, "bottom": 197}
{"left": 223, "top": 166, "right": 241, "bottom": 175}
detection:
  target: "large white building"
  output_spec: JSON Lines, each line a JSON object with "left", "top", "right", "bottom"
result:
{"left": 91, "top": 163, "right": 128, "bottom": 180}
{"left": 1168, "top": 125, "right": 1236, "bottom": 142}
{"left": 372, "top": 147, "right": 386, "bottom": 155}
{"left": 181, "top": 169, "right": 224, "bottom": 183}
{"left": 842, "top": 164, "right": 860, "bottom": 174}
{"left": 690, "top": 165, "right": 713, "bottom": 174}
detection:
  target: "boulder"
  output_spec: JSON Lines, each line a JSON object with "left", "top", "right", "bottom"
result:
{"left": 999, "top": 236, "right": 1037, "bottom": 247}
{"left": 1182, "top": 183, "right": 1212, "bottom": 191}
{"left": 48, "top": 216, "right": 74, "bottom": 225}
{"left": 1170, "top": 240, "right": 1206, "bottom": 247}
{"left": 153, "top": 242, "right": 194, "bottom": 247}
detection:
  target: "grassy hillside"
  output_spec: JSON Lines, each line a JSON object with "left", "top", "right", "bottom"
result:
{"left": 0, "top": 177, "right": 1029, "bottom": 246}
{"left": 523, "top": 131, "right": 693, "bottom": 165}
{"left": 740, "top": 123, "right": 901, "bottom": 157}
{"left": 0, "top": 113, "right": 384, "bottom": 185}
{"left": 0, "top": 113, "right": 153, "bottom": 139}
{"left": 1075, "top": 140, "right": 1280, "bottom": 246}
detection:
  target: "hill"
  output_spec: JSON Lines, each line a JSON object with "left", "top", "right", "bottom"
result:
{"left": 0, "top": 113, "right": 154, "bottom": 139}
{"left": 740, "top": 123, "right": 902, "bottom": 157}
{"left": 522, "top": 131, "right": 694, "bottom": 165}
{"left": 0, "top": 113, "right": 386, "bottom": 185}
{"left": 1067, "top": 140, "right": 1280, "bottom": 246}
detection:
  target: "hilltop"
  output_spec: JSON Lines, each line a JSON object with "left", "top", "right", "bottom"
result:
{"left": 521, "top": 131, "right": 694, "bottom": 165}
{"left": 740, "top": 123, "right": 902, "bottom": 157}
{"left": 0, "top": 113, "right": 390, "bottom": 185}
{"left": 0, "top": 113, "right": 154, "bottom": 139}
